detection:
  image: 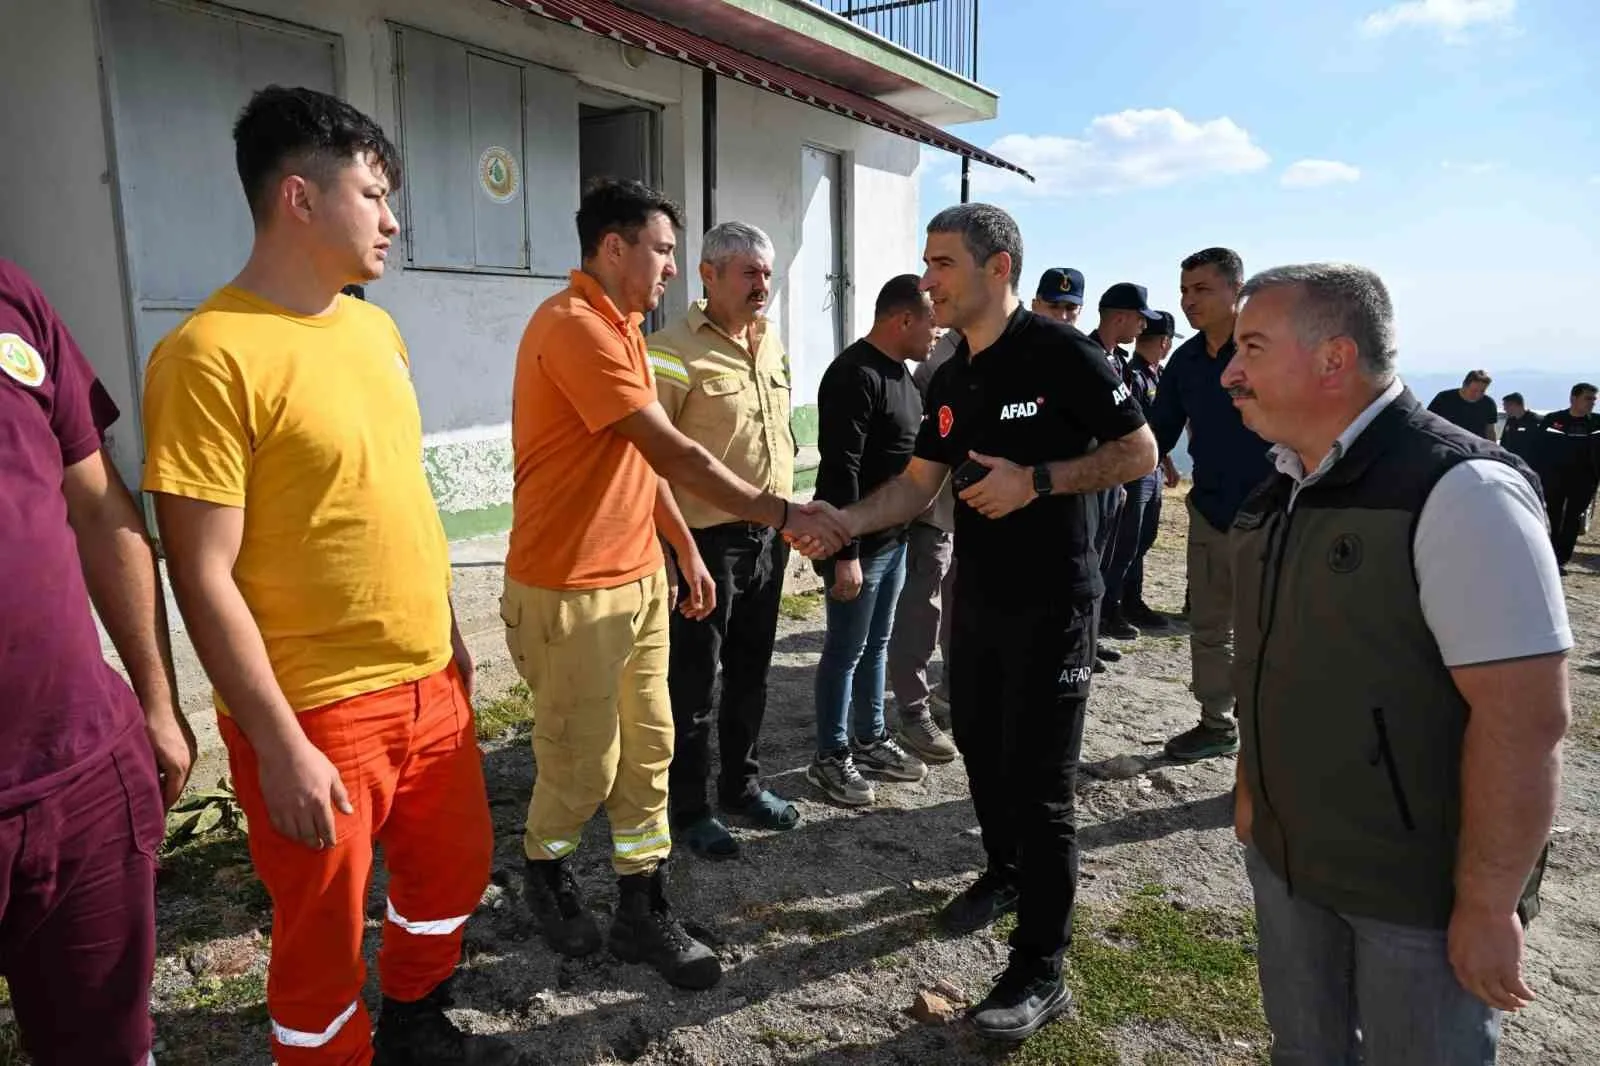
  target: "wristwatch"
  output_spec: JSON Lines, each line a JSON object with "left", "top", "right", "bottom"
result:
{"left": 1032, "top": 464, "right": 1052, "bottom": 497}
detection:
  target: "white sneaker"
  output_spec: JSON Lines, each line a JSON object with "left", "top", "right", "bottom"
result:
{"left": 852, "top": 734, "right": 929, "bottom": 783}
{"left": 807, "top": 751, "right": 875, "bottom": 807}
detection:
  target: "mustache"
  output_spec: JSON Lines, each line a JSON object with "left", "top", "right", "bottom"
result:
{"left": 747, "top": 291, "right": 766, "bottom": 303}
{"left": 1226, "top": 385, "right": 1255, "bottom": 400}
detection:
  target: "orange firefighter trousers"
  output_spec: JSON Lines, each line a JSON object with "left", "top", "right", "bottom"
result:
{"left": 220, "top": 664, "right": 493, "bottom": 1066}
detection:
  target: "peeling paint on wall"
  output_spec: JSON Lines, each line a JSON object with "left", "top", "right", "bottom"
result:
{"left": 423, "top": 423, "right": 513, "bottom": 517}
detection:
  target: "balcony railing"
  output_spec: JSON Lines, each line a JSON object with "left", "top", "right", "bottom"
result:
{"left": 809, "top": 0, "right": 978, "bottom": 82}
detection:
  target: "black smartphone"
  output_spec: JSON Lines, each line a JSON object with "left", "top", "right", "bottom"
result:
{"left": 952, "top": 458, "right": 990, "bottom": 493}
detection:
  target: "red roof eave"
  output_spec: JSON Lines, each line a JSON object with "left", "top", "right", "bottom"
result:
{"left": 492, "top": 0, "right": 1033, "bottom": 181}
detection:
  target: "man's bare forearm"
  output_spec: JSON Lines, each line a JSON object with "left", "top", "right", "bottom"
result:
{"left": 167, "top": 570, "right": 305, "bottom": 756}
{"left": 1046, "top": 427, "right": 1158, "bottom": 495}
{"left": 76, "top": 508, "right": 178, "bottom": 719}
{"left": 1454, "top": 657, "right": 1569, "bottom": 914}
{"left": 66, "top": 457, "right": 180, "bottom": 720}
{"left": 845, "top": 471, "right": 943, "bottom": 539}
{"left": 654, "top": 442, "right": 786, "bottom": 529}
{"left": 1457, "top": 725, "right": 1563, "bottom": 913}
{"left": 653, "top": 476, "right": 697, "bottom": 559}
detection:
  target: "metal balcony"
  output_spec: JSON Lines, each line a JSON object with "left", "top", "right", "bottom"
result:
{"left": 808, "top": 0, "right": 978, "bottom": 82}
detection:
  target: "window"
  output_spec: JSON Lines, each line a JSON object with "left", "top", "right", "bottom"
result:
{"left": 393, "top": 26, "right": 579, "bottom": 275}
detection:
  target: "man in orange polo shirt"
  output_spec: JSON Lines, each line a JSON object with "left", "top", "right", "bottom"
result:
{"left": 505, "top": 179, "right": 845, "bottom": 989}
{"left": 143, "top": 88, "right": 516, "bottom": 1066}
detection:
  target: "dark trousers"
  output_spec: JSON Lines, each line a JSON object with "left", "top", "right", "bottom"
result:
{"left": 0, "top": 725, "right": 163, "bottom": 1066}
{"left": 949, "top": 588, "right": 1096, "bottom": 969}
{"left": 1544, "top": 476, "right": 1597, "bottom": 565}
{"left": 668, "top": 523, "right": 789, "bottom": 822}
{"left": 1104, "top": 471, "right": 1163, "bottom": 609}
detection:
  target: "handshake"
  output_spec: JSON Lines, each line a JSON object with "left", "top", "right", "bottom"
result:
{"left": 782, "top": 499, "right": 855, "bottom": 560}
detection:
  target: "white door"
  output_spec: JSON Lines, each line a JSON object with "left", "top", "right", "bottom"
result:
{"left": 98, "top": 0, "right": 338, "bottom": 483}
{"left": 792, "top": 145, "right": 847, "bottom": 407}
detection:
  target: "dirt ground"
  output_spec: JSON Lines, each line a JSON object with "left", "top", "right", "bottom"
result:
{"left": 10, "top": 489, "right": 1596, "bottom": 1065}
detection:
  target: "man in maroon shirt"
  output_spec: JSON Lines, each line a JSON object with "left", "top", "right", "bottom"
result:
{"left": 0, "top": 258, "right": 196, "bottom": 1065}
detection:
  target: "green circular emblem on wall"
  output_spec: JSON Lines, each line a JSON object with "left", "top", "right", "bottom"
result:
{"left": 478, "top": 146, "right": 519, "bottom": 204}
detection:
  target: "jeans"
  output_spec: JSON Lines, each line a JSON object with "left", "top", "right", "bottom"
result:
{"left": 887, "top": 522, "right": 954, "bottom": 721}
{"left": 666, "top": 524, "right": 788, "bottom": 819}
{"left": 951, "top": 591, "right": 1096, "bottom": 969}
{"left": 1246, "top": 847, "right": 1500, "bottom": 1065}
{"left": 1104, "top": 471, "right": 1162, "bottom": 609}
{"left": 814, "top": 542, "right": 907, "bottom": 753}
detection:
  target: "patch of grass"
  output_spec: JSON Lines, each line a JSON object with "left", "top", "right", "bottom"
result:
{"left": 780, "top": 591, "right": 824, "bottom": 621}
{"left": 0, "top": 979, "right": 15, "bottom": 1066}
{"left": 475, "top": 681, "right": 533, "bottom": 740}
{"left": 167, "top": 972, "right": 269, "bottom": 1016}
{"left": 160, "top": 830, "right": 259, "bottom": 901}
{"left": 997, "top": 888, "right": 1268, "bottom": 1065}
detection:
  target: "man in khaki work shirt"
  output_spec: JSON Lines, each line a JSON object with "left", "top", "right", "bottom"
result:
{"left": 648, "top": 221, "right": 798, "bottom": 860}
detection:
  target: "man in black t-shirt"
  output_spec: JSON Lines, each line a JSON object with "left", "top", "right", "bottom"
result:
{"left": 1427, "top": 369, "right": 1498, "bottom": 440}
{"left": 1535, "top": 382, "right": 1600, "bottom": 569}
{"left": 791, "top": 205, "right": 1157, "bottom": 1042}
{"left": 808, "top": 275, "right": 941, "bottom": 806}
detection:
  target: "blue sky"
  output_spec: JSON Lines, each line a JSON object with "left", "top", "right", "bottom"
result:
{"left": 918, "top": 0, "right": 1599, "bottom": 377}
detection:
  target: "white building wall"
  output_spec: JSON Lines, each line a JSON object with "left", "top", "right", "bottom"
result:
{"left": 2, "top": 0, "right": 925, "bottom": 533}
{"left": 0, "top": 0, "right": 143, "bottom": 482}
{"left": 713, "top": 78, "right": 922, "bottom": 412}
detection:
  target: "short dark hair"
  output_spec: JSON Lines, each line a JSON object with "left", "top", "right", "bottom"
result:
{"left": 1464, "top": 370, "right": 1493, "bottom": 387}
{"left": 233, "top": 86, "right": 401, "bottom": 224}
{"left": 576, "top": 178, "right": 682, "bottom": 260}
{"left": 926, "top": 204, "right": 1023, "bottom": 290}
{"left": 1504, "top": 392, "right": 1525, "bottom": 406}
{"left": 1181, "top": 247, "right": 1245, "bottom": 289}
{"left": 1572, "top": 382, "right": 1597, "bottom": 399}
{"left": 874, "top": 274, "right": 928, "bottom": 319}
{"left": 1240, "top": 263, "right": 1397, "bottom": 379}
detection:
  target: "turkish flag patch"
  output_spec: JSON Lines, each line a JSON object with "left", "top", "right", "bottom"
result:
{"left": 938, "top": 404, "right": 954, "bottom": 438}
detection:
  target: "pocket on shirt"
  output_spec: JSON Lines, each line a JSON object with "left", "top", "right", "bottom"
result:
{"left": 699, "top": 374, "right": 743, "bottom": 398}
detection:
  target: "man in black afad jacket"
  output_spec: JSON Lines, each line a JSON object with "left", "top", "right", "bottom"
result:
{"left": 1224, "top": 262, "right": 1569, "bottom": 1064}
{"left": 1533, "top": 382, "right": 1600, "bottom": 570}
{"left": 1498, "top": 392, "right": 1540, "bottom": 464}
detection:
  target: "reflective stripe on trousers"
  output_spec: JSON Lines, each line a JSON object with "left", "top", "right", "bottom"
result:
{"left": 386, "top": 898, "right": 472, "bottom": 937}
{"left": 612, "top": 824, "right": 671, "bottom": 857}
{"left": 270, "top": 1000, "right": 361, "bottom": 1049}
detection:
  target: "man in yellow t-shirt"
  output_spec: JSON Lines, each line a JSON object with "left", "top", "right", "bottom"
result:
{"left": 142, "top": 87, "right": 516, "bottom": 1066}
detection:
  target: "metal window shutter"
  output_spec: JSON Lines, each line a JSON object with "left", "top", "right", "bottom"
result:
{"left": 521, "top": 62, "right": 580, "bottom": 277}
{"left": 397, "top": 28, "right": 474, "bottom": 269}
{"left": 467, "top": 53, "right": 528, "bottom": 269}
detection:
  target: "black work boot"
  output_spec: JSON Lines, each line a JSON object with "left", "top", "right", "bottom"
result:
{"left": 524, "top": 857, "right": 602, "bottom": 957}
{"left": 970, "top": 956, "right": 1073, "bottom": 1042}
{"left": 608, "top": 866, "right": 722, "bottom": 990}
{"left": 939, "top": 867, "right": 1020, "bottom": 936}
{"left": 1100, "top": 605, "right": 1140, "bottom": 641}
{"left": 373, "top": 978, "right": 524, "bottom": 1065}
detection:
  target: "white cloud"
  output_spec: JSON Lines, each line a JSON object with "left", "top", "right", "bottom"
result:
{"left": 1361, "top": 0, "right": 1515, "bottom": 39}
{"left": 953, "top": 108, "right": 1270, "bottom": 200}
{"left": 1280, "top": 159, "right": 1362, "bottom": 188}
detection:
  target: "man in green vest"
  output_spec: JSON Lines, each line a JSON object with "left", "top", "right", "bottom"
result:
{"left": 1223, "top": 262, "right": 1570, "bottom": 1062}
